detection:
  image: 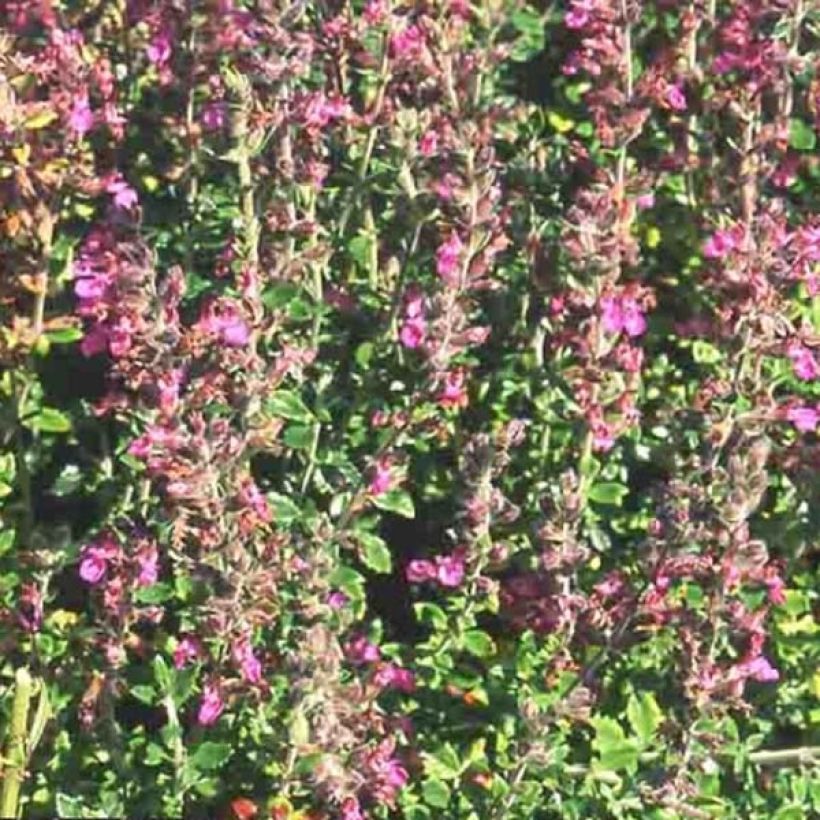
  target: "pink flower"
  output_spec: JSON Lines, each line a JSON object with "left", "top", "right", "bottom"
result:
{"left": 406, "top": 559, "right": 436, "bottom": 583}
{"left": 363, "top": 1, "right": 386, "bottom": 26}
{"left": 374, "top": 663, "right": 416, "bottom": 693}
{"left": 419, "top": 130, "right": 438, "bottom": 157}
{"left": 135, "top": 544, "right": 159, "bottom": 586}
{"left": 665, "top": 85, "right": 687, "bottom": 111}
{"left": 636, "top": 193, "right": 655, "bottom": 210}
{"left": 787, "top": 343, "right": 819, "bottom": 381}
{"left": 80, "top": 326, "right": 109, "bottom": 358}
{"left": 565, "top": 1, "right": 592, "bottom": 29}
{"left": 438, "top": 370, "right": 468, "bottom": 409}
{"left": 740, "top": 656, "right": 779, "bottom": 683}
{"left": 197, "top": 301, "right": 250, "bottom": 348}
{"left": 600, "top": 296, "right": 646, "bottom": 337}
{"left": 146, "top": 32, "right": 172, "bottom": 66}
{"left": 369, "top": 460, "right": 393, "bottom": 496}
{"left": 703, "top": 227, "right": 741, "bottom": 259}
{"left": 201, "top": 102, "right": 227, "bottom": 131}
{"left": 436, "top": 233, "right": 463, "bottom": 285}
{"left": 346, "top": 635, "right": 381, "bottom": 665}
{"left": 80, "top": 552, "right": 106, "bottom": 584}
{"left": 786, "top": 405, "right": 818, "bottom": 433}
{"left": 68, "top": 96, "right": 94, "bottom": 137}
{"left": 106, "top": 175, "right": 138, "bottom": 210}
{"left": 326, "top": 591, "right": 349, "bottom": 609}
{"left": 233, "top": 638, "right": 263, "bottom": 684}
{"left": 197, "top": 684, "right": 225, "bottom": 726}
{"left": 79, "top": 534, "right": 119, "bottom": 585}
{"left": 399, "top": 317, "right": 426, "bottom": 349}
{"left": 173, "top": 637, "right": 201, "bottom": 669}
{"left": 340, "top": 797, "right": 365, "bottom": 820}
{"left": 390, "top": 24, "right": 424, "bottom": 59}
{"left": 436, "top": 554, "right": 465, "bottom": 588}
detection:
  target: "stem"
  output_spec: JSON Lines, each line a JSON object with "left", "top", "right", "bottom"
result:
{"left": 1, "top": 668, "right": 33, "bottom": 819}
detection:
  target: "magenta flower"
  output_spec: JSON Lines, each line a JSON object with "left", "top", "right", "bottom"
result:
{"left": 665, "top": 85, "right": 687, "bottom": 112}
{"left": 136, "top": 545, "right": 159, "bottom": 587}
{"left": 436, "top": 554, "right": 465, "bottom": 588}
{"left": 369, "top": 460, "right": 393, "bottom": 496}
{"left": 345, "top": 635, "right": 381, "bottom": 665}
{"left": 436, "top": 233, "right": 463, "bottom": 286}
{"left": 80, "top": 326, "right": 109, "bottom": 358}
{"left": 600, "top": 296, "right": 646, "bottom": 337}
{"left": 406, "top": 559, "right": 436, "bottom": 583}
{"left": 374, "top": 663, "right": 416, "bottom": 693}
{"left": 197, "top": 301, "right": 251, "bottom": 348}
{"left": 419, "top": 130, "right": 438, "bottom": 157}
{"left": 438, "top": 370, "right": 468, "bottom": 409}
{"left": 197, "top": 684, "right": 225, "bottom": 726}
{"left": 703, "top": 227, "right": 741, "bottom": 259}
{"left": 79, "top": 534, "right": 119, "bottom": 585}
{"left": 739, "top": 656, "right": 779, "bottom": 683}
{"left": 399, "top": 317, "right": 426, "bottom": 349}
{"left": 68, "top": 96, "right": 94, "bottom": 137}
{"left": 786, "top": 405, "right": 818, "bottom": 433}
{"left": 390, "top": 24, "right": 424, "bottom": 59}
{"left": 146, "top": 32, "right": 172, "bottom": 66}
{"left": 201, "top": 102, "right": 227, "bottom": 131}
{"left": 565, "top": 1, "right": 593, "bottom": 29}
{"left": 787, "top": 343, "right": 819, "bottom": 381}
{"left": 173, "top": 637, "right": 201, "bottom": 669}
{"left": 106, "top": 175, "right": 138, "bottom": 210}
{"left": 233, "top": 638, "right": 263, "bottom": 684}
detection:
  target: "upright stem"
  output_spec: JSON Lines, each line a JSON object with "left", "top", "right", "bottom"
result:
{"left": 1, "top": 668, "right": 33, "bottom": 819}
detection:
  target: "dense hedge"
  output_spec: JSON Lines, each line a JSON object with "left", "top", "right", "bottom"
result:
{"left": 0, "top": 1, "right": 818, "bottom": 818}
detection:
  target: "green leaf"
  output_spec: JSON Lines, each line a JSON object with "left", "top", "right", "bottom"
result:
{"left": 133, "top": 582, "right": 174, "bottom": 605}
{"left": 415, "top": 602, "right": 447, "bottom": 630}
{"left": 592, "top": 717, "right": 640, "bottom": 773}
{"left": 359, "top": 532, "right": 392, "bottom": 573}
{"left": 423, "top": 744, "right": 462, "bottom": 780}
{"left": 268, "top": 492, "right": 301, "bottom": 525}
{"left": 283, "top": 424, "right": 314, "bottom": 449}
{"left": 152, "top": 656, "right": 173, "bottom": 692}
{"left": 626, "top": 692, "right": 663, "bottom": 744}
{"left": 462, "top": 629, "right": 496, "bottom": 659}
{"left": 372, "top": 489, "right": 415, "bottom": 518}
{"left": 547, "top": 111, "right": 575, "bottom": 134}
{"left": 266, "top": 390, "right": 314, "bottom": 423}
{"left": 190, "top": 742, "right": 232, "bottom": 771}
{"left": 587, "top": 482, "right": 628, "bottom": 506}
{"left": 692, "top": 340, "right": 722, "bottom": 364}
{"left": 26, "top": 407, "right": 72, "bottom": 434}
{"left": 0, "top": 529, "right": 15, "bottom": 557}
{"left": 131, "top": 685, "right": 156, "bottom": 706}
{"left": 422, "top": 778, "right": 451, "bottom": 808}
{"left": 789, "top": 118, "right": 816, "bottom": 151}
{"left": 348, "top": 234, "right": 374, "bottom": 268}
{"left": 46, "top": 327, "right": 84, "bottom": 344}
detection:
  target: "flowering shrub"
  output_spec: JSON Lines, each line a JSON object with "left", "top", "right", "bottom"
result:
{"left": 1, "top": 1, "right": 819, "bottom": 818}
